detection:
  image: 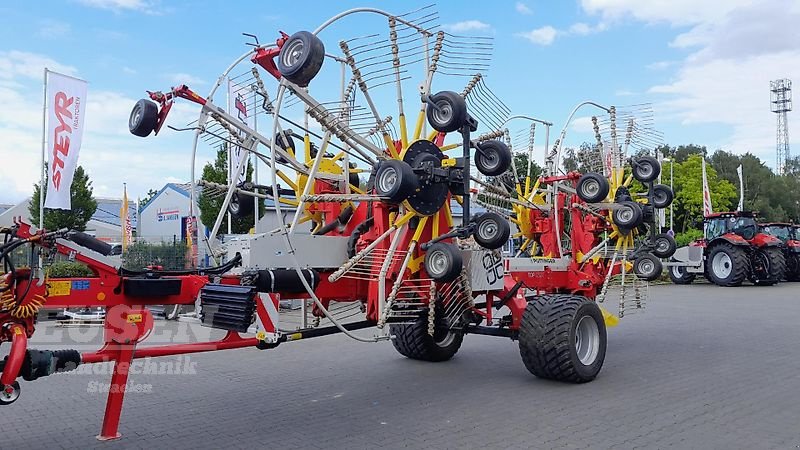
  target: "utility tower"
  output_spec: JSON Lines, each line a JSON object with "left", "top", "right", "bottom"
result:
{"left": 770, "top": 78, "right": 792, "bottom": 174}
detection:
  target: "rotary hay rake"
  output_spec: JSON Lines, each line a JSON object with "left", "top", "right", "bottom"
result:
{"left": 0, "top": 6, "right": 672, "bottom": 441}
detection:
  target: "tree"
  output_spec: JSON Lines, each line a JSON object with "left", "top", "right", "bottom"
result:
{"left": 29, "top": 165, "right": 97, "bottom": 232}
{"left": 139, "top": 188, "right": 159, "bottom": 210}
{"left": 198, "top": 144, "right": 262, "bottom": 234}
{"left": 659, "top": 144, "right": 707, "bottom": 163}
{"left": 671, "top": 154, "right": 738, "bottom": 232}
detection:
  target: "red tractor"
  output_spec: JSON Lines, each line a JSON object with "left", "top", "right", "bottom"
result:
{"left": 758, "top": 222, "right": 800, "bottom": 281}
{"left": 669, "top": 211, "right": 785, "bottom": 286}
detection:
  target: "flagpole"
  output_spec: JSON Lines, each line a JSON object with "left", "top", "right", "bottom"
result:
{"left": 39, "top": 67, "right": 48, "bottom": 230}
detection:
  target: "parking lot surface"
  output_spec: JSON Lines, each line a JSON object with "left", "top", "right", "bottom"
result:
{"left": 3, "top": 283, "right": 800, "bottom": 449}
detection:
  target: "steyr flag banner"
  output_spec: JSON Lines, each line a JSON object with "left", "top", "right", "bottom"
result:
{"left": 121, "top": 185, "right": 133, "bottom": 251}
{"left": 737, "top": 164, "right": 744, "bottom": 211}
{"left": 45, "top": 72, "right": 88, "bottom": 210}
{"left": 701, "top": 157, "right": 713, "bottom": 217}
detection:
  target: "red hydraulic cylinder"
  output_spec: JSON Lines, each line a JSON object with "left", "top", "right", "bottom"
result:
{"left": 0, "top": 324, "right": 28, "bottom": 386}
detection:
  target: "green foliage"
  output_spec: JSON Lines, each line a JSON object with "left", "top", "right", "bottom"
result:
{"left": 671, "top": 154, "right": 738, "bottom": 232}
{"left": 29, "top": 165, "right": 97, "bottom": 232}
{"left": 47, "top": 261, "right": 96, "bottom": 278}
{"left": 122, "top": 240, "right": 188, "bottom": 271}
{"left": 198, "top": 144, "right": 263, "bottom": 234}
{"left": 139, "top": 188, "right": 159, "bottom": 211}
{"left": 675, "top": 229, "right": 704, "bottom": 247}
{"left": 512, "top": 151, "right": 543, "bottom": 181}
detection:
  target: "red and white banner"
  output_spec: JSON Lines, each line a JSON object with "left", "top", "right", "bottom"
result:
{"left": 44, "top": 71, "right": 88, "bottom": 210}
{"left": 227, "top": 78, "right": 255, "bottom": 185}
{"left": 701, "top": 157, "right": 713, "bottom": 217}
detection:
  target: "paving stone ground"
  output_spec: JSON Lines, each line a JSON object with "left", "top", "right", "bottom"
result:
{"left": 2, "top": 283, "right": 800, "bottom": 449}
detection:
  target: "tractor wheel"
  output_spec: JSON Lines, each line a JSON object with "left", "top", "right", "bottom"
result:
{"left": 0, "top": 381, "right": 20, "bottom": 406}
{"left": 474, "top": 140, "right": 512, "bottom": 176}
{"left": 518, "top": 294, "right": 606, "bottom": 383}
{"left": 652, "top": 233, "right": 677, "bottom": 258}
{"left": 668, "top": 263, "right": 696, "bottom": 285}
{"left": 651, "top": 184, "right": 674, "bottom": 209}
{"left": 787, "top": 254, "right": 800, "bottom": 281}
{"left": 374, "top": 160, "right": 417, "bottom": 203}
{"left": 751, "top": 247, "right": 786, "bottom": 286}
{"left": 228, "top": 192, "right": 255, "bottom": 218}
{"left": 473, "top": 212, "right": 511, "bottom": 250}
{"left": 576, "top": 173, "right": 610, "bottom": 203}
{"left": 424, "top": 242, "right": 463, "bottom": 282}
{"left": 277, "top": 31, "right": 325, "bottom": 87}
{"left": 631, "top": 156, "right": 661, "bottom": 183}
{"left": 706, "top": 243, "right": 748, "bottom": 287}
{"left": 129, "top": 99, "right": 158, "bottom": 137}
{"left": 426, "top": 91, "right": 467, "bottom": 133}
{"left": 633, "top": 253, "right": 663, "bottom": 281}
{"left": 612, "top": 201, "right": 643, "bottom": 229}
{"left": 390, "top": 312, "right": 464, "bottom": 362}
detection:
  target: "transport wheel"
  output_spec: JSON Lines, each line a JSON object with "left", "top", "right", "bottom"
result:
{"left": 631, "top": 156, "right": 660, "bottom": 183}
{"left": 390, "top": 310, "right": 464, "bottom": 362}
{"left": 787, "top": 254, "right": 800, "bottom": 281}
{"left": 576, "top": 173, "right": 610, "bottom": 203}
{"left": 612, "top": 201, "right": 643, "bottom": 229}
{"left": 426, "top": 91, "right": 467, "bottom": 133}
{"left": 474, "top": 140, "right": 512, "bottom": 176}
{"left": 706, "top": 243, "right": 748, "bottom": 287}
{"left": 129, "top": 99, "right": 158, "bottom": 137}
{"left": 277, "top": 31, "right": 325, "bottom": 87}
{"left": 651, "top": 184, "right": 674, "bottom": 209}
{"left": 0, "top": 382, "right": 20, "bottom": 406}
{"left": 473, "top": 212, "right": 511, "bottom": 250}
{"left": 424, "top": 242, "right": 463, "bottom": 282}
{"left": 751, "top": 247, "right": 786, "bottom": 286}
{"left": 668, "top": 263, "right": 696, "bottom": 285}
{"left": 228, "top": 192, "right": 255, "bottom": 218}
{"left": 633, "top": 253, "right": 663, "bottom": 281}
{"left": 374, "top": 160, "right": 417, "bottom": 203}
{"left": 652, "top": 233, "right": 677, "bottom": 258}
{"left": 518, "top": 294, "right": 607, "bottom": 383}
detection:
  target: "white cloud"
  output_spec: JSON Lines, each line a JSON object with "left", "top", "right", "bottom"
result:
{"left": 516, "top": 26, "right": 557, "bottom": 46}
{"left": 0, "top": 50, "right": 211, "bottom": 204}
{"left": 615, "top": 89, "right": 636, "bottom": 97}
{"left": 628, "top": 0, "right": 800, "bottom": 167}
{"left": 77, "top": 0, "right": 156, "bottom": 13}
{"left": 646, "top": 60, "right": 676, "bottom": 71}
{"left": 515, "top": 2, "right": 532, "bottom": 15}
{"left": 164, "top": 72, "right": 205, "bottom": 86}
{"left": 442, "top": 20, "right": 491, "bottom": 33}
{"left": 579, "top": 0, "right": 754, "bottom": 26}
{"left": 571, "top": 116, "right": 595, "bottom": 134}
{"left": 36, "top": 19, "right": 71, "bottom": 39}
{"left": 568, "top": 22, "right": 607, "bottom": 36}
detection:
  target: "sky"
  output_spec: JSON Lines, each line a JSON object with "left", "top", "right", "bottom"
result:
{"left": 1, "top": 0, "right": 798, "bottom": 204}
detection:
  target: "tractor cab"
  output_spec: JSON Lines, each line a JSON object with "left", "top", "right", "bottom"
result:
{"left": 704, "top": 211, "right": 759, "bottom": 241}
{"left": 759, "top": 222, "right": 797, "bottom": 244}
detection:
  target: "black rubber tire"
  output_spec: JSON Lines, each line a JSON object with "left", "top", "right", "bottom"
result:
{"left": 706, "top": 242, "right": 748, "bottom": 287}
{"left": 576, "top": 173, "right": 610, "bottom": 203}
{"left": 651, "top": 184, "right": 674, "bottom": 209}
{"left": 669, "top": 263, "right": 696, "bottom": 285}
{"left": 0, "top": 381, "right": 20, "bottom": 405}
{"left": 277, "top": 31, "right": 325, "bottom": 87}
{"left": 518, "top": 294, "right": 607, "bottom": 383}
{"left": 652, "top": 233, "right": 677, "bottom": 258}
{"left": 424, "top": 242, "right": 463, "bottom": 282}
{"left": 228, "top": 192, "right": 255, "bottom": 218}
{"left": 129, "top": 99, "right": 158, "bottom": 137}
{"left": 474, "top": 140, "right": 512, "bottom": 176}
{"left": 787, "top": 254, "right": 800, "bottom": 281}
{"left": 631, "top": 156, "right": 660, "bottom": 183}
{"left": 69, "top": 231, "right": 113, "bottom": 256}
{"left": 612, "top": 201, "right": 643, "bottom": 229}
{"left": 390, "top": 312, "right": 464, "bottom": 362}
{"left": 473, "top": 212, "right": 511, "bottom": 250}
{"left": 426, "top": 91, "right": 467, "bottom": 133}
{"left": 752, "top": 247, "right": 786, "bottom": 286}
{"left": 374, "top": 160, "right": 417, "bottom": 203}
{"left": 633, "top": 253, "right": 663, "bottom": 281}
